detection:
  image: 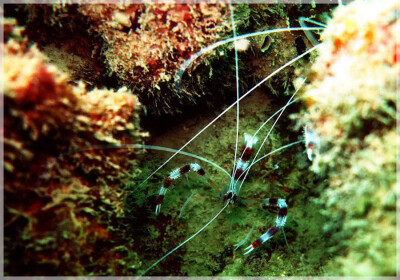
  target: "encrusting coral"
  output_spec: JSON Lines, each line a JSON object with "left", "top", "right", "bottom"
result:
{"left": 15, "top": 3, "right": 329, "bottom": 116}
{"left": 79, "top": 4, "right": 232, "bottom": 115}
{"left": 17, "top": 3, "right": 232, "bottom": 115}
{"left": 295, "top": 0, "right": 398, "bottom": 276}
{"left": 3, "top": 33, "right": 145, "bottom": 275}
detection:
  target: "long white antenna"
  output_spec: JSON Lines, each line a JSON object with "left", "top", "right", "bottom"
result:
{"left": 228, "top": 0, "right": 242, "bottom": 197}
{"left": 236, "top": 140, "right": 304, "bottom": 182}
{"left": 140, "top": 44, "right": 321, "bottom": 188}
{"left": 67, "top": 144, "right": 231, "bottom": 178}
{"left": 236, "top": 78, "right": 306, "bottom": 194}
{"left": 140, "top": 202, "right": 230, "bottom": 276}
{"left": 175, "top": 27, "right": 324, "bottom": 90}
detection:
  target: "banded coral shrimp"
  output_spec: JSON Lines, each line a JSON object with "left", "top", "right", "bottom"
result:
{"left": 67, "top": 3, "right": 337, "bottom": 277}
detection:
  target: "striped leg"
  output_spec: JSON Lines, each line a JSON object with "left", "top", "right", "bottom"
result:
{"left": 155, "top": 163, "right": 206, "bottom": 215}
{"left": 223, "top": 133, "right": 259, "bottom": 204}
{"left": 232, "top": 133, "right": 258, "bottom": 181}
{"left": 244, "top": 198, "right": 288, "bottom": 255}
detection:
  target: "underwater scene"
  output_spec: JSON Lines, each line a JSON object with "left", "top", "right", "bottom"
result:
{"left": 3, "top": 0, "right": 398, "bottom": 277}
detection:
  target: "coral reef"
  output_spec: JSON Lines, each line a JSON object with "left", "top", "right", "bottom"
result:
{"left": 13, "top": 3, "right": 232, "bottom": 115}
{"left": 3, "top": 35, "right": 144, "bottom": 275}
{"left": 13, "top": 4, "right": 110, "bottom": 87}
{"left": 79, "top": 4, "right": 232, "bottom": 115}
{"left": 128, "top": 0, "right": 398, "bottom": 276}
{"left": 11, "top": 3, "right": 332, "bottom": 116}
{"left": 5, "top": 0, "right": 396, "bottom": 276}
{"left": 4, "top": 2, "right": 335, "bottom": 277}
{"left": 296, "top": 0, "right": 398, "bottom": 276}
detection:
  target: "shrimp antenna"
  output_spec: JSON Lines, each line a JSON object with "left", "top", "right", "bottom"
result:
{"left": 234, "top": 139, "right": 305, "bottom": 184}
{"left": 175, "top": 27, "right": 325, "bottom": 92}
{"left": 64, "top": 144, "right": 231, "bottom": 178}
{"left": 228, "top": 0, "right": 242, "bottom": 205}
{"left": 140, "top": 202, "right": 230, "bottom": 276}
{"left": 235, "top": 78, "right": 307, "bottom": 194}
{"left": 299, "top": 17, "right": 327, "bottom": 46}
{"left": 248, "top": 140, "right": 305, "bottom": 170}
{"left": 139, "top": 44, "right": 321, "bottom": 189}
{"left": 282, "top": 228, "right": 292, "bottom": 252}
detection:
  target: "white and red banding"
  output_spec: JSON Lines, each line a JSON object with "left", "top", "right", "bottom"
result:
{"left": 155, "top": 163, "right": 206, "bottom": 215}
